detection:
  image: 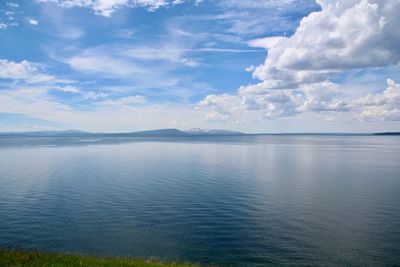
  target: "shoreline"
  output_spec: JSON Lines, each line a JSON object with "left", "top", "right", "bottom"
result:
{"left": 0, "top": 249, "right": 201, "bottom": 267}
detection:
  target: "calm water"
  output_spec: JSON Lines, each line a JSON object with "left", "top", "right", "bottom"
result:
{"left": 0, "top": 135, "right": 399, "bottom": 266}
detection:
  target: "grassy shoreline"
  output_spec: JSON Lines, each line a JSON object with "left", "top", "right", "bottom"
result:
{"left": 0, "top": 249, "right": 201, "bottom": 267}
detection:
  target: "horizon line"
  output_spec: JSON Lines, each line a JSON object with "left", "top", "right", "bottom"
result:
{"left": 0, "top": 128, "right": 399, "bottom": 136}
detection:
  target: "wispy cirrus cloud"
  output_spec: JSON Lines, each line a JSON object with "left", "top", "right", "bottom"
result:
{"left": 35, "top": 0, "right": 192, "bottom": 16}
{"left": 203, "top": 0, "right": 319, "bottom": 37}
{"left": 96, "top": 95, "right": 147, "bottom": 106}
{"left": 48, "top": 18, "right": 261, "bottom": 101}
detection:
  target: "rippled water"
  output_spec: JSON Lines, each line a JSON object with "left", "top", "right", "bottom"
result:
{"left": 0, "top": 135, "right": 399, "bottom": 266}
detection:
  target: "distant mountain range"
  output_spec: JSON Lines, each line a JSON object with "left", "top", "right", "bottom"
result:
{"left": 0, "top": 128, "right": 245, "bottom": 137}
{"left": 0, "top": 129, "right": 399, "bottom": 137}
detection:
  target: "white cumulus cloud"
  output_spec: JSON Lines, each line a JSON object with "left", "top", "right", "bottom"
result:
{"left": 251, "top": 0, "right": 400, "bottom": 91}
{"left": 198, "top": 0, "right": 400, "bottom": 124}
{"left": 28, "top": 18, "right": 39, "bottom": 25}
{"left": 0, "top": 59, "right": 56, "bottom": 83}
{"left": 354, "top": 79, "right": 400, "bottom": 121}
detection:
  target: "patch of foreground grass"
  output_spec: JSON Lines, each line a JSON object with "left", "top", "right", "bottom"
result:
{"left": 0, "top": 249, "right": 202, "bottom": 267}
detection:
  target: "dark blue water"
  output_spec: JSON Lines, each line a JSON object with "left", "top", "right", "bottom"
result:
{"left": 0, "top": 135, "right": 399, "bottom": 266}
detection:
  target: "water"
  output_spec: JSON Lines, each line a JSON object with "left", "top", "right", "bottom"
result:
{"left": 0, "top": 135, "right": 399, "bottom": 266}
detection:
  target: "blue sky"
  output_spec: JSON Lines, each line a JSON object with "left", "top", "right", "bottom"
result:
{"left": 0, "top": 0, "right": 399, "bottom": 133}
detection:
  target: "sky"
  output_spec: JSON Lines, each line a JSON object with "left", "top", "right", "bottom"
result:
{"left": 0, "top": 0, "right": 399, "bottom": 133}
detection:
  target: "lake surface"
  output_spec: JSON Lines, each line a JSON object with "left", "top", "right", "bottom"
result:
{"left": 0, "top": 135, "right": 399, "bottom": 266}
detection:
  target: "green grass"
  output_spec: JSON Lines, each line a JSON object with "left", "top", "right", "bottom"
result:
{"left": 0, "top": 249, "right": 202, "bottom": 267}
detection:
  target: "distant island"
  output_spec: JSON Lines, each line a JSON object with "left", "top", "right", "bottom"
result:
{"left": 373, "top": 132, "right": 400, "bottom": 136}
